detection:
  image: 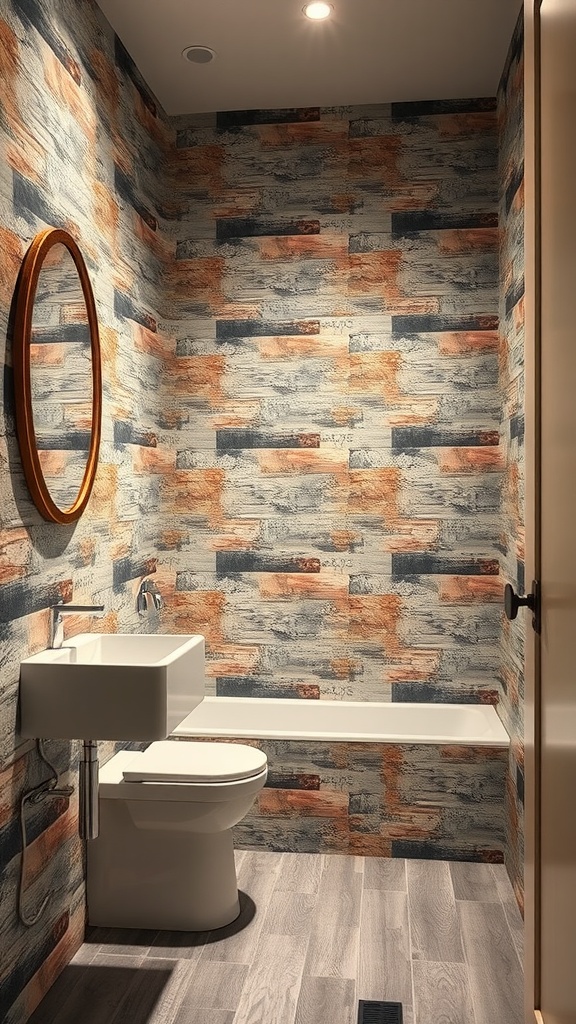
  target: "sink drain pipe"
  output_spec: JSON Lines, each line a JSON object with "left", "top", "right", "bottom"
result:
{"left": 80, "top": 740, "right": 99, "bottom": 841}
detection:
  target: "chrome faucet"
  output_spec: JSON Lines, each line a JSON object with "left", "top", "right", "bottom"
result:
{"left": 49, "top": 603, "right": 105, "bottom": 649}
{"left": 137, "top": 578, "right": 164, "bottom": 616}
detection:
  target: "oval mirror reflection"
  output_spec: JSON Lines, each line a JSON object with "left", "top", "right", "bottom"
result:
{"left": 13, "top": 229, "right": 101, "bottom": 524}
{"left": 30, "top": 242, "right": 94, "bottom": 510}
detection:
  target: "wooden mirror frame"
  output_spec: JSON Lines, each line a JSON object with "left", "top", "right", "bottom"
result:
{"left": 13, "top": 228, "right": 102, "bottom": 525}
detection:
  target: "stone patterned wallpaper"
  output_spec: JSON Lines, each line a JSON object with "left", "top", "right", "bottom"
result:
{"left": 0, "top": 1, "right": 172, "bottom": 1020}
{"left": 158, "top": 101, "right": 502, "bottom": 707}
{"left": 497, "top": 10, "right": 525, "bottom": 913}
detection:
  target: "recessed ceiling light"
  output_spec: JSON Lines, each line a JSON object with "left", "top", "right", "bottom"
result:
{"left": 182, "top": 45, "right": 216, "bottom": 64}
{"left": 303, "top": 2, "right": 333, "bottom": 20}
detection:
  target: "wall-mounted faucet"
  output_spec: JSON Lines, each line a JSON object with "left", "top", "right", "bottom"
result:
{"left": 49, "top": 603, "right": 105, "bottom": 649}
{"left": 137, "top": 578, "right": 164, "bottom": 616}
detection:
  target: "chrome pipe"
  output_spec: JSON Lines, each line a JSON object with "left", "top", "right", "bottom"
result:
{"left": 79, "top": 740, "right": 99, "bottom": 840}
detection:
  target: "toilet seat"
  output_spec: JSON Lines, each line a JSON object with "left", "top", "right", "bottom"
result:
{"left": 122, "top": 740, "right": 267, "bottom": 784}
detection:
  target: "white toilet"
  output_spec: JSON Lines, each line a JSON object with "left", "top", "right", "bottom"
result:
{"left": 87, "top": 740, "right": 267, "bottom": 931}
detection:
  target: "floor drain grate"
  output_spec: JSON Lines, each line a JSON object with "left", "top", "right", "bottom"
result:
{"left": 357, "top": 1000, "right": 403, "bottom": 1024}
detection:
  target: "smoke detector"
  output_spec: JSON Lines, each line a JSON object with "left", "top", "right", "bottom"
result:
{"left": 182, "top": 45, "right": 216, "bottom": 64}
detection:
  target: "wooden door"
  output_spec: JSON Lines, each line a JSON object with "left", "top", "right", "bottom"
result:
{"left": 530, "top": 0, "right": 576, "bottom": 1020}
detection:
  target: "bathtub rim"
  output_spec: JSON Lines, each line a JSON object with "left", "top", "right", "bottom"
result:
{"left": 173, "top": 696, "right": 510, "bottom": 748}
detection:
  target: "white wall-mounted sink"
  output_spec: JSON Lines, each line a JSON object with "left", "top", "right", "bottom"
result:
{"left": 19, "top": 633, "right": 205, "bottom": 740}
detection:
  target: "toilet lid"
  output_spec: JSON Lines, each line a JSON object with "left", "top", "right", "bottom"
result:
{"left": 121, "top": 740, "right": 267, "bottom": 783}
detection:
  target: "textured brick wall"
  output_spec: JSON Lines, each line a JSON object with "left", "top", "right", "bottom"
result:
{"left": 176, "top": 733, "right": 508, "bottom": 861}
{"left": 0, "top": 1, "right": 172, "bottom": 1020}
{"left": 157, "top": 101, "right": 502, "bottom": 708}
{"left": 497, "top": 10, "right": 525, "bottom": 913}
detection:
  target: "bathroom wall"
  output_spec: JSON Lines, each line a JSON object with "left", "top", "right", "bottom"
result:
{"left": 159, "top": 101, "right": 503, "bottom": 707}
{"left": 497, "top": 11, "right": 525, "bottom": 912}
{"left": 0, "top": 1, "right": 171, "bottom": 1020}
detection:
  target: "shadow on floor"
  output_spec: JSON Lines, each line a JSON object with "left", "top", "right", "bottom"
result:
{"left": 88, "top": 890, "right": 257, "bottom": 953}
{"left": 204, "top": 891, "right": 256, "bottom": 944}
{"left": 29, "top": 963, "right": 177, "bottom": 1024}
{"left": 29, "top": 894, "right": 258, "bottom": 1022}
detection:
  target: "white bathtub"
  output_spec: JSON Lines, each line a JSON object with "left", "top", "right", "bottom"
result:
{"left": 174, "top": 697, "right": 509, "bottom": 747}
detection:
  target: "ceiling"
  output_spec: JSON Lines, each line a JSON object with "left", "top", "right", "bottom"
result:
{"left": 95, "top": 0, "right": 522, "bottom": 116}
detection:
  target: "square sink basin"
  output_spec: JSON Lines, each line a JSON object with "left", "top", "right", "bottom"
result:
{"left": 19, "top": 633, "right": 205, "bottom": 741}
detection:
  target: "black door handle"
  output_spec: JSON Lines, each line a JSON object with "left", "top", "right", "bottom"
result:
{"left": 504, "top": 580, "right": 541, "bottom": 634}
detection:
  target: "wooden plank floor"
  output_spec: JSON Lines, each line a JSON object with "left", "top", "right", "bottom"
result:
{"left": 28, "top": 852, "right": 524, "bottom": 1024}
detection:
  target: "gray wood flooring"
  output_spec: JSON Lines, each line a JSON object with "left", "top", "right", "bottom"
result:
{"left": 29, "top": 852, "right": 524, "bottom": 1024}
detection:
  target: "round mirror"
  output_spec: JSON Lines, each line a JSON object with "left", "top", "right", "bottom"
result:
{"left": 13, "top": 229, "right": 102, "bottom": 524}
